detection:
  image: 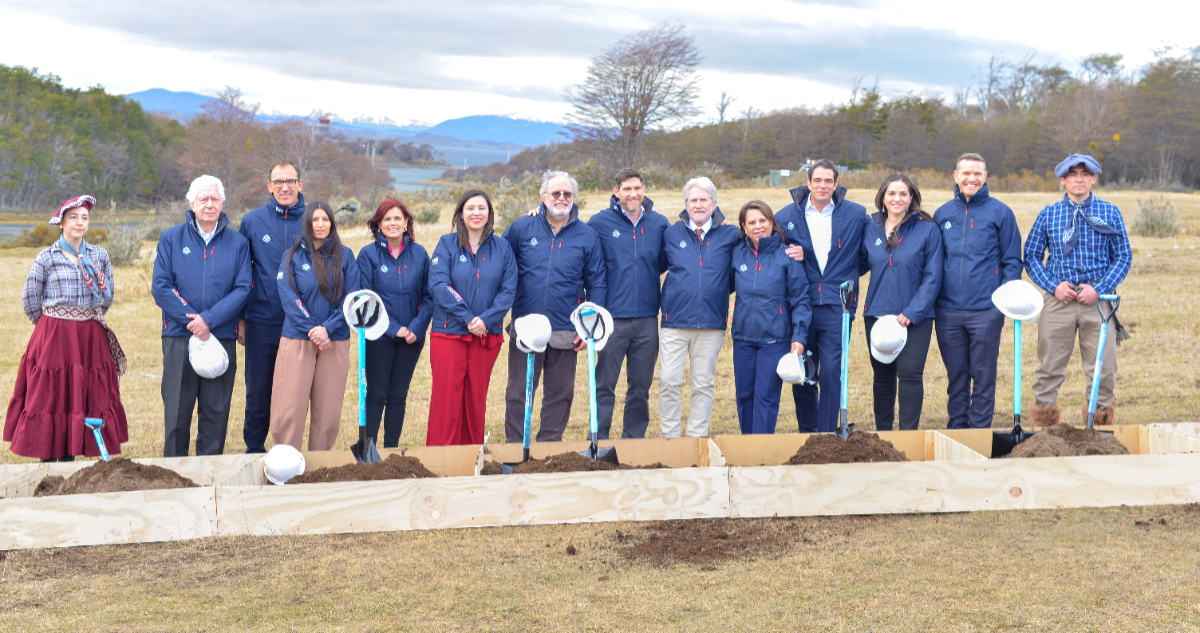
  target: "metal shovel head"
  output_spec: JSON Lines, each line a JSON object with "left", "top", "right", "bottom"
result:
{"left": 991, "top": 426, "right": 1035, "bottom": 458}
{"left": 579, "top": 444, "right": 619, "bottom": 465}
{"left": 351, "top": 437, "right": 382, "bottom": 464}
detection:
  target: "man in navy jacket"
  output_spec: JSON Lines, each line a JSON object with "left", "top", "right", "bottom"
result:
{"left": 658, "top": 177, "right": 740, "bottom": 438}
{"left": 775, "top": 160, "right": 871, "bottom": 433}
{"left": 587, "top": 168, "right": 670, "bottom": 439}
{"left": 152, "top": 175, "right": 251, "bottom": 457}
{"left": 236, "top": 161, "right": 306, "bottom": 453}
{"left": 502, "top": 171, "right": 607, "bottom": 443}
{"left": 933, "top": 153, "right": 1023, "bottom": 429}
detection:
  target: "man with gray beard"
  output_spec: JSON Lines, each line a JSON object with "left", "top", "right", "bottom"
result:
{"left": 501, "top": 171, "right": 607, "bottom": 443}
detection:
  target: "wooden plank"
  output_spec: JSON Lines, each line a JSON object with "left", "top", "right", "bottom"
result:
{"left": 707, "top": 439, "right": 727, "bottom": 467}
{"left": 1149, "top": 423, "right": 1200, "bottom": 441}
{"left": 300, "top": 445, "right": 482, "bottom": 478}
{"left": 481, "top": 437, "right": 705, "bottom": 468}
{"left": 216, "top": 467, "right": 730, "bottom": 536}
{"left": 0, "top": 487, "right": 217, "bottom": 549}
{"left": 2, "top": 454, "right": 266, "bottom": 498}
{"left": 929, "top": 432, "right": 987, "bottom": 461}
{"left": 935, "top": 428, "right": 996, "bottom": 458}
{"left": 729, "top": 453, "right": 1200, "bottom": 518}
{"left": 1145, "top": 427, "right": 1200, "bottom": 455}
{"left": 711, "top": 431, "right": 927, "bottom": 466}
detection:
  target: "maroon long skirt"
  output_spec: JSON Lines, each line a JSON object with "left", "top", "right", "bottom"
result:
{"left": 3, "top": 316, "right": 129, "bottom": 459}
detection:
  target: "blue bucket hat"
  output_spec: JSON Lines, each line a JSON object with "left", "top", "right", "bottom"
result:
{"left": 1055, "top": 153, "right": 1103, "bottom": 178}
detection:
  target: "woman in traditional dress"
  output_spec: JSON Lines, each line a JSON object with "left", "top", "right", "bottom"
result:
{"left": 4, "top": 195, "right": 128, "bottom": 461}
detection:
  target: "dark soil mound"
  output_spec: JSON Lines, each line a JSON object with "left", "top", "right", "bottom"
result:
{"left": 287, "top": 454, "right": 437, "bottom": 484}
{"left": 1006, "top": 424, "right": 1130, "bottom": 458}
{"left": 787, "top": 432, "right": 910, "bottom": 465}
{"left": 36, "top": 458, "right": 198, "bottom": 496}
{"left": 615, "top": 519, "right": 792, "bottom": 567}
{"left": 506, "top": 452, "right": 670, "bottom": 474}
{"left": 480, "top": 461, "right": 505, "bottom": 476}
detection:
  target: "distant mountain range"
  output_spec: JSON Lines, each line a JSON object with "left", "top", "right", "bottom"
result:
{"left": 124, "top": 89, "right": 568, "bottom": 162}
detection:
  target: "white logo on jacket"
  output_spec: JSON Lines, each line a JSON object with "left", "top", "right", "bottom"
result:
{"left": 262, "top": 235, "right": 271, "bottom": 243}
{"left": 277, "top": 271, "right": 284, "bottom": 280}
{"left": 679, "top": 241, "right": 686, "bottom": 249}
{"left": 380, "top": 265, "right": 388, "bottom": 273}
{"left": 302, "top": 263, "right": 311, "bottom": 271}
{"left": 788, "top": 222, "right": 795, "bottom": 230}
{"left": 612, "top": 230, "right": 621, "bottom": 238}
{"left": 530, "top": 237, "right": 539, "bottom": 246}
{"left": 943, "top": 221, "right": 952, "bottom": 230}
{"left": 459, "top": 254, "right": 467, "bottom": 262}
{"left": 739, "top": 264, "right": 747, "bottom": 272}
{"left": 875, "top": 238, "right": 883, "bottom": 246}
{"left": 432, "top": 256, "right": 439, "bottom": 265}
{"left": 182, "top": 247, "right": 191, "bottom": 255}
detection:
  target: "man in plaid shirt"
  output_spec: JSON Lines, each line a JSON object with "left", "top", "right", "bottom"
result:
{"left": 1024, "top": 153, "right": 1132, "bottom": 427}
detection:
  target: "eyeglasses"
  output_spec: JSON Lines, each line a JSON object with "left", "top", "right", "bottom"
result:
{"left": 194, "top": 196, "right": 222, "bottom": 205}
{"left": 270, "top": 179, "right": 301, "bottom": 188}
{"left": 547, "top": 190, "right": 575, "bottom": 200}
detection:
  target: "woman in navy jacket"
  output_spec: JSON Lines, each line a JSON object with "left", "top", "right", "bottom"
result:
{"left": 860, "top": 174, "right": 943, "bottom": 430}
{"left": 272, "top": 201, "right": 361, "bottom": 451}
{"left": 426, "top": 190, "right": 518, "bottom": 446}
{"left": 356, "top": 199, "right": 432, "bottom": 448}
{"left": 729, "top": 201, "right": 812, "bottom": 434}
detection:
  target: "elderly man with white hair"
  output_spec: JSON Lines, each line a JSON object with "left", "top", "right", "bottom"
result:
{"left": 151, "top": 174, "right": 252, "bottom": 456}
{"left": 501, "top": 170, "right": 607, "bottom": 443}
{"left": 657, "top": 176, "right": 740, "bottom": 437}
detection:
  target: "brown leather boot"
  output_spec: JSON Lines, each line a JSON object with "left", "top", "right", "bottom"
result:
{"left": 1030, "top": 404, "right": 1060, "bottom": 428}
{"left": 1085, "top": 405, "right": 1117, "bottom": 427}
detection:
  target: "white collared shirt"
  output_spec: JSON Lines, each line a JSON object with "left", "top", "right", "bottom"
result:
{"left": 687, "top": 216, "right": 713, "bottom": 240}
{"left": 805, "top": 198, "right": 835, "bottom": 274}
{"left": 621, "top": 204, "right": 645, "bottom": 227}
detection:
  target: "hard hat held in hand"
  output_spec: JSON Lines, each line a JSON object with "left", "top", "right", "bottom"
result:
{"left": 870, "top": 315, "right": 908, "bottom": 364}
{"left": 570, "top": 302, "right": 614, "bottom": 351}
{"left": 264, "top": 444, "right": 306, "bottom": 485}
{"left": 188, "top": 335, "right": 229, "bottom": 379}
{"left": 513, "top": 313, "right": 552, "bottom": 354}
{"left": 776, "top": 350, "right": 812, "bottom": 385}
{"left": 991, "top": 280, "right": 1044, "bottom": 322}
{"left": 342, "top": 289, "right": 390, "bottom": 340}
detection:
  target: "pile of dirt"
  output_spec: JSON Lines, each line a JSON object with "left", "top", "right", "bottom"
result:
{"left": 786, "top": 432, "right": 910, "bottom": 465}
{"left": 287, "top": 454, "right": 438, "bottom": 484}
{"left": 34, "top": 458, "right": 198, "bottom": 496}
{"left": 497, "top": 453, "right": 668, "bottom": 474}
{"left": 479, "top": 461, "right": 505, "bottom": 476}
{"left": 614, "top": 519, "right": 793, "bottom": 567}
{"left": 1006, "top": 424, "right": 1130, "bottom": 458}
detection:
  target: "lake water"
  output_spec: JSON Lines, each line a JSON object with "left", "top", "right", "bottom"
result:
{"left": 388, "top": 166, "right": 452, "bottom": 191}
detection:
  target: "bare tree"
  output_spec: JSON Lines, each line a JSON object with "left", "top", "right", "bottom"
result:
{"left": 716, "top": 91, "right": 736, "bottom": 125}
{"left": 566, "top": 23, "right": 702, "bottom": 170}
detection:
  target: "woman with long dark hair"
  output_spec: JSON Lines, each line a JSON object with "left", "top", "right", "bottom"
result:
{"left": 5, "top": 195, "right": 128, "bottom": 461}
{"left": 860, "top": 174, "right": 943, "bottom": 430}
{"left": 729, "top": 200, "right": 811, "bottom": 434}
{"left": 355, "top": 198, "right": 432, "bottom": 447}
{"left": 426, "top": 190, "right": 517, "bottom": 445}
{"left": 272, "top": 201, "right": 361, "bottom": 450}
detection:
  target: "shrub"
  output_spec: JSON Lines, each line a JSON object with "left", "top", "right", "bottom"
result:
{"left": 413, "top": 204, "right": 441, "bottom": 224}
{"left": 103, "top": 218, "right": 149, "bottom": 266}
{"left": 2, "top": 223, "right": 58, "bottom": 249}
{"left": 1132, "top": 195, "right": 1181, "bottom": 238}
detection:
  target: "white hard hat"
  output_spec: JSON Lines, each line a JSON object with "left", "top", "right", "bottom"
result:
{"left": 342, "top": 289, "right": 390, "bottom": 340}
{"left": 776, "top": 352, "right": 805, "bottom": 384}
{"left": 513, "top": 313, "right": 552, "bottom": 353}
{"left": 869, "top": 315, "right": 908, "bottom": 364}
{"left": 264, "top": 444, "right": 306, "bottom": 485}
{"left": 188, "top": 335, "right": 229, "bottom": 379}
{"left": 991, "top": 280, "right": 1044, "bottom": 322}
{"left": 570, "top": 302, "right": 614, "bottom": 352}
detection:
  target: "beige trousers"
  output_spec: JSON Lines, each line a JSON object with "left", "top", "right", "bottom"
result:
{"left": 270, "top": 337, "right": 350, "bottom": 451}
{"left": 1033, "top": 292, "right": 1118, "bottom": 408}
{"left": 658, "top": 328, "right": 726, "bottom": 438}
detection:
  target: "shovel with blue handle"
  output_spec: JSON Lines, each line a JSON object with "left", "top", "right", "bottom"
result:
{"left": 84, "top": 417, "right": 110, "bottom": 461}
{"left": 346, "top": 291, "right": 382, "bottom": 464}
{"left": 1085, "top": 294, "right": 1120, "bottom": 433}
{"left": 836, "top": 280, "right": 855, "bottom": 441}
{"left": 575, "top": 305, "right": 618, "bottom": 465}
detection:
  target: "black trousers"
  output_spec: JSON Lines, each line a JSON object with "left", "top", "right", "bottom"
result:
{"left": 864, "top": 316, "right": 934, "bottom": 431}
{"left": 935, "top": 306, "right": 1005, "bottom": 429}
{"left": 793, "top": 305, "right": 853, "bottom": 433}
{"left": 364, "top": 335, "right": 425, "bottom": 447}
{"left": 162, "top": 336, "right": 237, "bottom": 457}
{"left": 594, "top": 317, "right": 658, "bottom": 439}
{"left": 504, "top": 339, "right": 578, "bottom": 443}
{"left": 243, "top": 320, "right": 281, "bottom": 454}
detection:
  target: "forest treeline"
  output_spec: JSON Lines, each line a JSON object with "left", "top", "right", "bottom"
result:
{"left": 453, "top": 49, "right": 1200, "bottom": 193}
{"left": 0, "top": 65, "right": 431, "bottom": 213}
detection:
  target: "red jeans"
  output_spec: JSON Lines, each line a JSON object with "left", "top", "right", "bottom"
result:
{"left": 427, "top": 332, "right": 504, "bottom": 446}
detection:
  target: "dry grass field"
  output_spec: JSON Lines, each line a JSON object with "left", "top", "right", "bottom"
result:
{"left": 2, "top": 186, "right": 1200, "bottom": 631}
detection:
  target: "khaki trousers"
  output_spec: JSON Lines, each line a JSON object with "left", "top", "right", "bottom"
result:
{"left": 1033, "top": 292, "right": 1117, "bottom": 408}
{"left": 270, "top": 337, "right": 350, "bottom": 451}
{"left": 658, "top": 328, "right": 726, "bottom": 438}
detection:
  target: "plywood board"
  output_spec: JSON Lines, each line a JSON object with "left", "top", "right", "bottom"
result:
{"left": 1144, "top": 426, "right": 1200, "bottom": 455}
{"left": 728, "top": 452, "right": 1200, "bottom": 518}
{"left": 712, "top": 430, "right": 927, "bottom": 466}
{"left": 1, "top": 454, "right": 264, "bottom": 498}
{"left": 928, "top": 432, "right": 987, "bottom": 461}
{"left": 216, "top": 467, "right": 730, "bottom": 536}
{"left": 935, "top": 428, "right": 996, "bottom": 458}
{"left": 1149, "top": 423, "right": 1200, "bottom": 441}
{"left": 0, "top": 487, "right": 217, "bottom": 549}
{"left": 300, "top": 445, "right": 482, "bottom": 478}
{"left": 481, "top": 437, "right": 706, "bottom": 469}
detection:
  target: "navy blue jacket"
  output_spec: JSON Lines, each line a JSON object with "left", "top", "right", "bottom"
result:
{"left": 586, "top": 195, "right": 670, "bottom": 319}
{"left": 238, "top": 193, "right": 306, "bottom": 325}
{"left": 356, "top": 236, "right": 433, "bottom": 340}
{"left": 428, "top": 232, "right": 518, "bottom": 336}
{"left": 152, "top": 211, "right": 251, "bottom": 340}
{"left": 776, "top": 186, "right": 871, "bottom": 310}
{"left": 278, "top": 242, "right": 362, "bottom": 341}
{"left": 933, "top": 184, "right": 1023, "bottom": 311}
{"left": 502, "top": 205, "right": 607, "bottom": 330}
{"left": 860, "top": 212, "right": 944, "bottom": 325}
{"left": 659, "top": 209, "right": 740, "bottom": 330}
{"left": 730, "top": 235, "right": 812, "bottom": 344}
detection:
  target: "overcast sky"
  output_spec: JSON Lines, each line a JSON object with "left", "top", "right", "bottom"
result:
{"left": 1, "top": 0, "right": 1193, "bottom": 126}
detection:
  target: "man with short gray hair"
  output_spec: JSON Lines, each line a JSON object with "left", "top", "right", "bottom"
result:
{"left": 657, "top": 176, "right": 740, "bottom": 437}
{"left": 502, "top": 170, "right": 607, "bottom": 442}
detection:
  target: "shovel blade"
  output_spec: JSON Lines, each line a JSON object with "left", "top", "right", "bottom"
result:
{"left": 991, "top": 427, "right": 1035, "bottom": 458}
{"left": 579, "top": 445, "right": 619, "bottom": 465}
{"left": 351, "top": 438, "right": 382, "bottom": 464}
